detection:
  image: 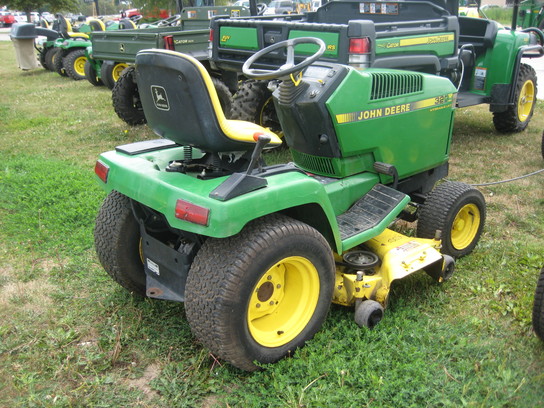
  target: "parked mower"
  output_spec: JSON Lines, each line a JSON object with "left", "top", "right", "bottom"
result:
{"left": 93, "top": 39, "right": 486, "bottom": 371}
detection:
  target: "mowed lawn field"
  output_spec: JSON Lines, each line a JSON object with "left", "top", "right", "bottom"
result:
{"left": 0, "top": 41, "right": 543, "bottom": 407}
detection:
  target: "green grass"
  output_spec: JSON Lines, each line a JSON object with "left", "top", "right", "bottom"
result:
{"left": 1, "top": 41, "right": 544, "bottom": 407}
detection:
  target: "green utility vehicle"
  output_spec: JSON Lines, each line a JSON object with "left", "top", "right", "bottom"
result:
{"left": 210, "top": 0, "right": 543, "bottom": 134}
{"left": 534, "top": 266, "right": 544, "bottom": 341}
{"left": 93, "top": 39, "right": 485, "bottom": 371}
{"left": 87, "top": 1, "right": 253, "bottom": 125}
{"left": 519, "top": 0, "right": 544, "bottom": 29}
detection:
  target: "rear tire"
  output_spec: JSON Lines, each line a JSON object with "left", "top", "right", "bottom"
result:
{"left": 94, "top": 191, "right": 146, "bottom": 295}
{"left": 185, "top": 214, "right": 335, "bottom": 371}
{"left": 211, "top": 77, "right": 233, "bottom": 118}
{"left": 533, "top": 267, "right": 544, "bottom": 341}
{"left": 84, "top": 59, "right": 103, "bottom": 86}
{"left": 417, "top": 181, "right": 486, "bottom": 258}
{"left": 112, "top": 66, "right": 146, "bottom": 126}
{"left": 493, "top": 63, "right": 537, "bottom": 133}
{"left": 63, "top": 49, "right": 87, "bottom": 80}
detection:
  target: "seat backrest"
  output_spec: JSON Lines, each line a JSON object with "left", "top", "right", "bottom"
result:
{"left": 135, "top": 50, "right": 257, "bottom": 152}
{"left": 88, "top": 18, "right": 106, "bottom": 32}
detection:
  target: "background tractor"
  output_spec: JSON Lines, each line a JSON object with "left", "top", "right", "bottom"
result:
{"left": 93, "top": 38, "right": 486, "bottom": 371}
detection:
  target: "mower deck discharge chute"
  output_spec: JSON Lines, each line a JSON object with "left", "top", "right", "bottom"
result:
{"left": 94, "top": 39, "right": 485, "bottom": 371}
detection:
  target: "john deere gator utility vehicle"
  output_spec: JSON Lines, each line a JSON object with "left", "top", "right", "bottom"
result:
{"left": 93, "top": 38, "right": 486, "bottom": 371}
{"left": 211, "top": 0, "right": 543, "bottom": 134}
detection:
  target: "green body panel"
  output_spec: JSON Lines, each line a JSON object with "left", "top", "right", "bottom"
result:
{"left": 92, "top": 6, "right": 249, "bottom": 63}
{"left": 288, "top": 30, "right": 340, "bottom": 58}
{"left": 470, "top": 29, "right": 531, "bottom": 96}
{"left": 326, "top": 69, "right": 456, "bottom": 179}
{"left": 519, "top": 0, "right": 544, "bottom": 28}
{"left": 375, "top": 32, "right": 456, "bottom": 58}
{"left": 96, "top": 146, "right": 406, "bottom": 253}
{"left": 219, "top": 26, "right": 258, "bottom": 50}
{"left": 54, "top": 37, "right": 91, "bottom": 50}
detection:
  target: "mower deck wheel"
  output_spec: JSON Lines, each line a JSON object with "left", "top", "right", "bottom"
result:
{"left": 184, "top": 214, "right": 335, "bottom": 371}
{"left": 354, "top": 300, "right": 384, "bottom": 329}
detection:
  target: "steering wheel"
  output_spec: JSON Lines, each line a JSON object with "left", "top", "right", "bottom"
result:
{"left": 242, "top": 37, "right": 326, "bottom": 80}
{"left": 257, "top": 3, "right": 267, "bottom": 15}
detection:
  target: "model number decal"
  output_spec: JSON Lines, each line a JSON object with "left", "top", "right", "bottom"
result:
{"left": 377, "top": 34, "right": 454, "bottom": 50}
{"left": 336, "top": 94, "right": 454, "bottom": 124}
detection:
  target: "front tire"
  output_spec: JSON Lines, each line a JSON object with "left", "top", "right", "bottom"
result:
{"left": 63, "top": 49, "right": 87, "bottom": 80}
{"left": 533, "top": 267, "right": 544, "bottom": 341}
{"left": 493, "top": 63, "right": 537, "bottom": 133}
{"left": 94, "top": 191, "right": 146, "bottom": 295}
{"left": 417, "top": 181, "right": 486, "bottom": 258}
{"left": 231, "top": 80, "right": 282, "bottom": 134}
{"left": 101, "top": 61, "right": 129, "bottom": 90}
{"left": 53, "top": 49, "right": 68, "bottom": 77}
{"left": 44, "top": 47, "right": 58, "bottom": 72}
{"left": 185, "top": 214, "right": 335, "bottom": 371}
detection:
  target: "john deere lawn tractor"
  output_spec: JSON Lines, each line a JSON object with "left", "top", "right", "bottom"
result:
{"left": 93, "top": 38, "right": 486, "bottom": 371}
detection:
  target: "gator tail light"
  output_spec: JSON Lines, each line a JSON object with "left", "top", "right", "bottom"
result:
{"left": 175, "top": 199, "right": 210, "bottom": 226}
{"left": 95, "top": 160, "right": 109, "bottom": 183}
{"left": 348, "top": 37, "right": 371, "bottom": 69}
{"left": 209, "top": 28, "right": 214, "bottom": 43}
{"left": 164, "top": 35, "right": 175, "bottom": 50}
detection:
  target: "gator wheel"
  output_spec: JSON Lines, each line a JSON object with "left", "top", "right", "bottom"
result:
{"left": 417, "top": 181, "right": 486, "bottom": 258}
{"left": 53, "top": 49, "right": 68, "bottom": 77}
{"left": 94, "top": 191, "right": 146, "bottom": 295}
{"left": 101, "top": 61, "right": 129, "bottom": 90}
{"left": 493, "top": 63, "right": 537, "bottom": 133}
{"left": 211, "top": 77, "right": 234, "bottom": 118}
{"left": 63, "top": 49, "right": 87, "bottom": 80}
{"left": 533, "top": 267, "right": 544, "bottom": 341}
{"left": 185, "top": 214, "right": 334, "bottom": 371}
{"left": 84, "top": 59, "right": 103, "bottom": 86}
{"left": 44, "top": 47, "right": 58, "bottom": 72}
{"left": 231, "top": 80, "right": 282, "bottom": 134}
{"left": 112, "top": 66, "right": 146, "bottom": 126}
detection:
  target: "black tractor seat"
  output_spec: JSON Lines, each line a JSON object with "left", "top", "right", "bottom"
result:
{"left": 135, "top": 49, "right": 282, "bottom": 153}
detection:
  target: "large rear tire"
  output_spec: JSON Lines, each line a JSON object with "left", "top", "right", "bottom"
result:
{"left": 63, "top": 48, "right": 87, "bottom": 80}
{"left": 94, "top": 191, "right": 146, "bottom": 295}
{"left": 417, "top": 181, "right": 486, "bottom": 258}
{"left": 185, "top": 214, "right": 335, "bottom": 371}
{"left": 533, "top": 267, "right": 544, "bottom": 341}
{"left": 492, "top": 63, "right": 537, "bottom": 133}
{"left": 231, "top": 80, "right": 281, "bottom": 134}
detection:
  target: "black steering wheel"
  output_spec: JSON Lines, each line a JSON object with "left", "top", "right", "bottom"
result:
{"left": 242, "top": 37, "right": 326, "bottom": 80}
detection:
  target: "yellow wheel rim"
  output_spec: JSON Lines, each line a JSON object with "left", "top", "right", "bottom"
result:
{"left": 247, "top": 256, "right": 320, "bottom": 347}
{"left": 112, "top": 63, "right": 129, "bottom": 82}
{"left": 74, "top": 56, "right": 87, "bottom": 76}
{"left": 517, "top": 79, "right": 535, "bottom": 122}
{"left": 451, "top": 203, "right": 481, "bottom": 250}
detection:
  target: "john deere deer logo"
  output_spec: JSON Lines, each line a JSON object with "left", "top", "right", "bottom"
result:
{"left": 151, "top": 85, "right": 170, "bottom": 111}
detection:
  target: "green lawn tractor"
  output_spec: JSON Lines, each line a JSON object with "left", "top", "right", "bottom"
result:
{"left": 93, "top": 39, "right": 486, "bottom": 371}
